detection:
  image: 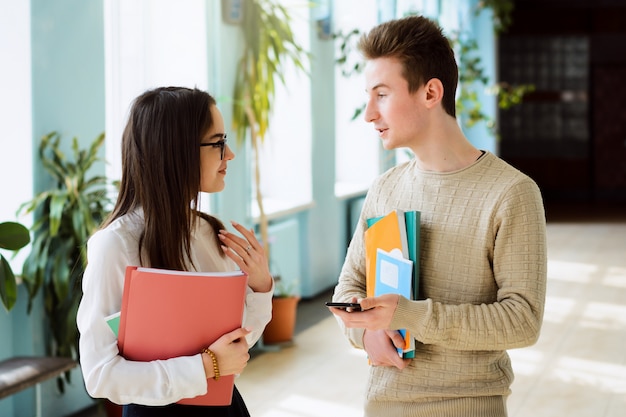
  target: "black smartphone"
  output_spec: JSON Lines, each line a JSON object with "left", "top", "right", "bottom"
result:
{"left": 325, "top": 302, "right": 362, "bottom": 311}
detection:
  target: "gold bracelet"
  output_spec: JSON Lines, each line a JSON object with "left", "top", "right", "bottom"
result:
{"left": 202, "top": 348, "right": 220, "bottom": 381}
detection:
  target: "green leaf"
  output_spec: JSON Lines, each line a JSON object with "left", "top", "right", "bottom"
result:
{"left": 0, "top": 255, "right": 18, "bottom": 311}
{"left": 48, "top": 192, "right": 67, "bottom": 237}
{"left": 351, "top": 105, "right": 365, "bottom": 121}
{"left": 52, "top": 255, "right": 71, "bottom": 302}
{"left": 0, "top": 221, "right": 31, "bottom": 250}
{"left": 232, "top": 0, "right": 308, "bottom": 145}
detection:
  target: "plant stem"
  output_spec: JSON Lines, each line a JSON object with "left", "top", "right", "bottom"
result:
{"left": 244, "top": 103, "right": 270, "bottom": 260}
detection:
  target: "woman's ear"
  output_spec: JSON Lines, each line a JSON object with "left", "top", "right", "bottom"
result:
{"left": 424, "top": 78, "right": 444, "bottom": 109}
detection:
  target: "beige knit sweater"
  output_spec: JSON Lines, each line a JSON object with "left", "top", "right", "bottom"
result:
{"left": 333, "top": 152, "right": 547, "bottom": 417}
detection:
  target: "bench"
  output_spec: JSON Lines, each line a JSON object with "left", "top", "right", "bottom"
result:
{"left": 0, "top": 356, "right": 78, "bottom": 416}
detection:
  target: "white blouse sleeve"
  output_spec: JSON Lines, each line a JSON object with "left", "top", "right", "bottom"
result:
{"left": 242, "top": 282, "right": 274, "bottom": 347}
{"left": 76, "top": 228, "right": 208, "bottom": 405}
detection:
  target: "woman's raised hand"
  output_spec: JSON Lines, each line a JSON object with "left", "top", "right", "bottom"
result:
{"left": 218, "top": 221, "right": 273, "bottom": 293}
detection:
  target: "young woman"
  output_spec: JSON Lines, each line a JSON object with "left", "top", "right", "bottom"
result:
{"left": 77, "top": 86, "right": 274, "bottom": 417}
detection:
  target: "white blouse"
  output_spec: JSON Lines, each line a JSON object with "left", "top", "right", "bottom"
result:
{"left": 76, "top": 210, "right": 273, "bottom": 405}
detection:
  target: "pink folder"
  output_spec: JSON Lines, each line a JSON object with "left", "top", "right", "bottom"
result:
{"left": 118, "top": 266, "right": 248, "bottom": 406}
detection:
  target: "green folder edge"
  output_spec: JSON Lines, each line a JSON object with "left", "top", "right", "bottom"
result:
{"left": 106, "top": 311, "right": 121, "bottom": 337}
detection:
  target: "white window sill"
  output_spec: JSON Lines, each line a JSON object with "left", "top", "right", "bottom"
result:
{"left": 334, "top": 181, "right": 369, "bottom": 200}
{"left": 251, "top": 197, "right": 316, "bottom": 223}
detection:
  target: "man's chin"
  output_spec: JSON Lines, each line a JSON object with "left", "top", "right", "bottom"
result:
{"left": 381, "top": 138, "right": 397, "bottom": 150}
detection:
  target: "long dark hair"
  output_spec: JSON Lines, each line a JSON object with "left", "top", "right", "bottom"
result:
{"left": 103, "top": 86, "right": 225, "bottom": 270}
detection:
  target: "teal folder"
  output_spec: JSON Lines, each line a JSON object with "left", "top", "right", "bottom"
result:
{"left": 403, "top": 211, "right": 420, "bottom": 301}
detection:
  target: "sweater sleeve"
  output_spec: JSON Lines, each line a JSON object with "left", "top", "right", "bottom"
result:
{"left": 390, "top": 177, "right": 548, "bottom": 351}
{"left": 331, "top": 194, "right": 373, "bottom": 350}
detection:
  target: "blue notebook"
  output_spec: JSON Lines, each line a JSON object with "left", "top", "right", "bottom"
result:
{"left": 375, "top": 248, "right": 415, "bottom": 358}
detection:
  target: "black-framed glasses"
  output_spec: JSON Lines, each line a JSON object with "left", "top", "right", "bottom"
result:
{"left": 200, "top": 136, "right": 227, "bottom": 160}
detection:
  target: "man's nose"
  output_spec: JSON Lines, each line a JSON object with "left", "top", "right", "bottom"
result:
{"left": 363, "top": 100, "right": 378, "bottom": 123}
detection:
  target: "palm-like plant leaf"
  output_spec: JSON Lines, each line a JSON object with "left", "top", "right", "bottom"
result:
{"left": 19, "top": 131, "right": 112, "bottom": 369}
{"left": 231, "top": 0, "right": 309, "bottom": 256}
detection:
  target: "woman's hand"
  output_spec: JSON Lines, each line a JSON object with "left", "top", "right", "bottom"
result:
{"left": 218, "top": 221, "right": 273, "bottom": 293}
{"left": 202, "top": 327, "right": 251, "bottom": 378}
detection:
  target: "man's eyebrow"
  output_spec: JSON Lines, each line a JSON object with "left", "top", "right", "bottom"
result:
{"left": 207, "top": 133, "right": 226, "bottom": 140}
{"left": 365, "top": 83, "right": 388, "bottom": 93}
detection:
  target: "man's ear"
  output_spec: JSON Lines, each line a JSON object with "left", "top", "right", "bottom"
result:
{"left": 424, "top": 78, "right": 444, "bottom": 109}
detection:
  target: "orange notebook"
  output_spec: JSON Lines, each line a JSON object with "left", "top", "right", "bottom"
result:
{"left": 364, "top": 209, "right": 409, "bottom": 297}
{"left": 118, "top": 266, "right": 248, "bottom": 406}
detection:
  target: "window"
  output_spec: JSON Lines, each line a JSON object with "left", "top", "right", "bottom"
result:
{"left": 333, "top": 0, "right": 381, "bottom": 199}
{"left": 103, "top": 0, "right": 209, "bottom": 192}
{"left": 1, "top": 0, "right": 32, "bottom": 271}
{"left": 251, "top": 0, "right": 313, "bottom": 219}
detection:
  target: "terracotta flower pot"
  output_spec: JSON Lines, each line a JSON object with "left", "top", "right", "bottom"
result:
{"left": 262, "top": 296, "right": 300, "bottom": 344}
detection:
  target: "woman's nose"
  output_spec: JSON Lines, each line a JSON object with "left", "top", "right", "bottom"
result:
{"left": 225, "top": 144, "right": 235, "bottom": 160}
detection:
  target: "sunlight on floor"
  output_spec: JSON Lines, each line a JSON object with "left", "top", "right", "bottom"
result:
{"left": 542, "top": 296, "right": 576, "bottom": 324}
{"left": 548, "top": 259, "right": 597, "bottom": 283}
{"left": 581, "top": 302, "right": 626, "bottom": 329}
{"left": 508, "top": 348, "right": 544, "bottom": 376}
{"left": 255, "top": 394, "right": 363, "bottom": 417}
{"left": 603, "top": 267, "right": 626, "bottom": 288}
{"left": 553, "top": 357, "right": 626, "bottom": 394}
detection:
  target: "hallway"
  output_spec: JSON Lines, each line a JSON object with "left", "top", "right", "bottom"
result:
{"left": 236, "top": 212, "right": 626, "bottom": 416}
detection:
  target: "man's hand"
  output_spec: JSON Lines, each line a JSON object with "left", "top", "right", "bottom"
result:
{"left": 364, "top": 329, "right": 410, "bottom": 369}
{"left": 329, "top": 293, "right": 400, "bottom": 331}
{"left": 329, "top": 294, "right": 410, "bottom": 370}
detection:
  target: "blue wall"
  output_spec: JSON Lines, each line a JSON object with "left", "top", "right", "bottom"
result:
{"left": 31, "top": 0, "right": 106, "bottom": 192}
{"left": 1, "top": 1, "right": 105, "bottom": 416}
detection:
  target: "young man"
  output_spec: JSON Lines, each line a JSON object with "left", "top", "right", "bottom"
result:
{"left": 330, "top": 15, "right": 547, "bottom": 417}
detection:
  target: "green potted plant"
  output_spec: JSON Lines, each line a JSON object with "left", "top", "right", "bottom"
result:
{"left": 0, "top": 221, "right": 31, "bottom": 311}
{"left": 231, "top": 0, "right": 308, "bottom": 255}
{"left": 19, "top": 131, "right": 113, "bottom": 362}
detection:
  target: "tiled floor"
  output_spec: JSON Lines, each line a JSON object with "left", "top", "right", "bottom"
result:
{"left": 236, "top": 209, "right": 626, "bottom": 416}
